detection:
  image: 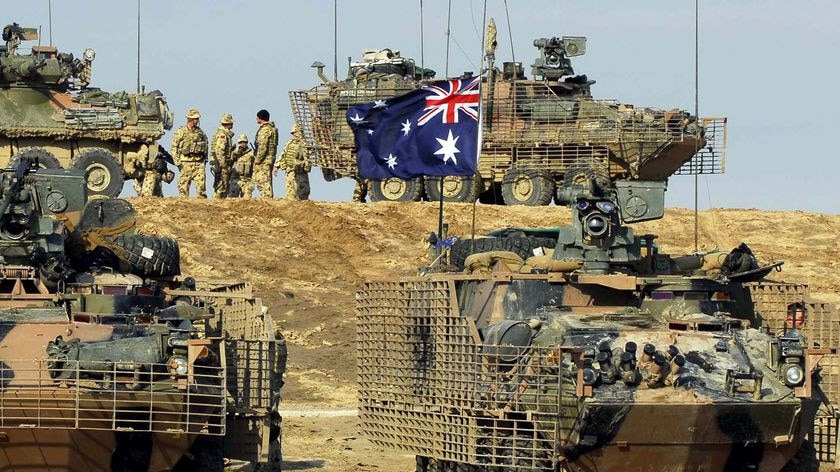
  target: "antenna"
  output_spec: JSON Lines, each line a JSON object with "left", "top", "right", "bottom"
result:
{"left": 693, "top": 0, "right": 699, "bottom": 251}
{"left": 503, "top": 0, "right": 515, "bottom": 64}
{"left": 48, "top": 0, "right": 53, "bottom": 46}
{"left": 333, "top": 0, "right": 338, "bottom": 81}
{"left": 445, "top": 0, "right": 451, "bottom": 76}
{"left": 420, "top": 0, "right": 425, "bottom": 74}
{"left": 136, "top": 0, "right": 141, "bottom": 94}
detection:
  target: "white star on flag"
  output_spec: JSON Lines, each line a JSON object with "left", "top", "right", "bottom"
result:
{"left": 349, "top": 113, "right": 365, "bottom": 124}
{"left": 384, "top": 153, "right": 398, "bottom": 169}
{"left": 367, "top": 129, "right": 374, "bottom": 135}
{"left": 434, "top": 130, "right": 460, "bottom": 165}
{"left": 373, "top": 100, "right": 388, "bottom": 109}
{"left": 401, "top": 120, "right": 411, "bottom": 136}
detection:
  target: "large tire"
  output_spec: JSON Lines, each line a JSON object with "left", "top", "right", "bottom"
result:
{"left": 369, "top": 177, "right": 424, "bottom": 202}
{"left": 113, "top": 234, "right": 180, "bottom": 277}
{"left": 424, "top": 175, "right": 480, "bottom": 203}
{"left": 9, "top": 148, "right": 61, "bottom": 169}
{"left": 450, "top": 236, "right": 557, "bottom": 269}
{"left": 71, "top": 148, "right": 125, "bottom": 198}
{"left": 501, "top": 168, "right": 554, "bottom": 206}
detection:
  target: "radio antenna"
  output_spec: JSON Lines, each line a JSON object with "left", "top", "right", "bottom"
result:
{"left": 48, "top": 0, "right": 53, "bottom": 46}
{"left": 136, "top": 0, "right": 141, "bottom": 93}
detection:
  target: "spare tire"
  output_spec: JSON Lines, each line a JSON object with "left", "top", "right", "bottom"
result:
{"left": 71, "top": 148, "right": 125, "bottom": 198}
{"left": 450, "top": 236, "right": 557, "bottom": 269}
{"left": 113, "top": 234, "right": 180, "bottom": 277}
{"left": 9, "top": 148, "right": 61, "bottom": 169}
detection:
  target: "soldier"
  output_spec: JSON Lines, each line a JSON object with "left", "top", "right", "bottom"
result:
{"left": 211, "top": 113, "right": 234, "bottom": 199}
{"left": 231, "top": 134, "right": 254, "bottom": 198}
{"left": 274, "top": 123, "right": 310, "bottom": 200}
{"left": 352, "top": 177, "right": 368, "bottom": 203}
{"left": 253, "top": 109, "right": 278, "bottom": 198}
{"left": 170, "top": 108, "right": 209, "bottom": 198}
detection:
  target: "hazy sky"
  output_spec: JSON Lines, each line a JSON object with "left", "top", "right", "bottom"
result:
{"left": 6, "top": 1, "right": 839, "bottom": 212}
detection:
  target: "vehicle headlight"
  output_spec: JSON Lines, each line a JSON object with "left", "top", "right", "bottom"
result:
{"left": 168, "top": 356, "right": 189, "bottom": 376}
{"left": 783, "top": 363, "right": 804, "bottom": 387}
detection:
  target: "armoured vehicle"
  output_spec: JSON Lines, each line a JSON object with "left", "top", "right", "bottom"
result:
{"left": 290, "top": 35, "right": 727, "bottom": 204}
{"left": 0, "top": 157, "right": 283, "bottom": 470}
{"left": 0, "top": 22, "right": 174, "bottom": 198}
{"left": 356, "top": 175, "right": 836, "bottom": 471}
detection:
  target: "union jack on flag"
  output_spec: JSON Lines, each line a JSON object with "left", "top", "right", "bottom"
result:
{"left": 347, "top": 76, "right": 482, "bottom": 180}
{"left": 418, "top": 78, "right": 481, "bottom": 125}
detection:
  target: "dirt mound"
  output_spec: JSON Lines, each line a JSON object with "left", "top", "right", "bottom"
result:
{"left": 132, "top": 198, "right": 840, "bottom": 409}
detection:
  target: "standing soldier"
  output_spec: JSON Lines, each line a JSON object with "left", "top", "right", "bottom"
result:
{"left": 253, "top": 109, "right": 278, "bottom": 198}
{"left": 352, "top": 177, "right": 368, "bottom": 203}
{"left": 211, "top": 113, "right": 235, "bottom": 199}
{"left": 171, "top": 108, "right": 209, "bottom": 198}
{"left": 231, "top": 134, "right": 254, "bottom": 198}
{"left": 274, "top": 123, "right": 310, "bottom": 200}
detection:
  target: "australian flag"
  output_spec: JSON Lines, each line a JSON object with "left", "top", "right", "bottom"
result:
{"left": 347, "top": 76, "right": 480, "bottom": 180}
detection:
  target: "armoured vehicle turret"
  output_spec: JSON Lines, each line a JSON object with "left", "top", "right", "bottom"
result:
{"left": 0, "top": 158, "right": 284, "bottom": 470}
{"left": 0, "top": 22, "right": 175, "bottom": 198}
{"left": 290, "top": 34, "right": 726, "bottom": 204}
{"left": 356, "top": 176, "right": 833, "bottom": 471}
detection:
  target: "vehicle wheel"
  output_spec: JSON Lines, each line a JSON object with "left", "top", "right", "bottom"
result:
{"left": 71, "top": 148, "right": 125, "bottom": 198}
{"left": 501, "top": 168, "right": 554, "bottom": 206}
{"left": 424, "top": 175, "right": 481, "bottom": 203}
{"left": 9, "top": 148, "right": 61, "bottom": 169}
{"left": 450, "top": 236, "right": 557, "bottom": 269}
{"left": 172, "top": 436, "right": 224, "bottom": 472}
{"left": 369, "top": 177, "right": 424, "bottom": 202}
{"left": 113, "top": 234, "right": 180, "bottom": 277}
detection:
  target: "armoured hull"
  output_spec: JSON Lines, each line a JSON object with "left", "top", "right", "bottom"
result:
{"left": 356, "top": 269, "right": 824, "bottom": 472}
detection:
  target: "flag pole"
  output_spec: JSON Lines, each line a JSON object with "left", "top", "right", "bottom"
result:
{"left": 472, "top": 0, "right": 488, "bottom": 247}
{"left": 438, "top": 178, "right": 444, "bottom": 241}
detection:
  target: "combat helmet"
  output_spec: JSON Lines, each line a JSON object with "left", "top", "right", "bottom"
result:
{"left": 291, "top": 123, "right": 302, "bottom": 134}
{"left": 186, "top": 108, "right": 201, "bottom": 120}
{"left": 220, "top": 113, "right": 234, "bottom": 125}
{"left": 237, "top": 134, "right": 248, "bottom": 143}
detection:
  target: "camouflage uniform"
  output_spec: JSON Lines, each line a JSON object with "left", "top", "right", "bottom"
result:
{"left": 231, "top": 134, "right": 255, "bottom": 198}
{"left": 253, "top": 121, "right": 278, "bottom": 198}
{"left": 277, "top": 124, "right": 310, "bottom": 200}
{"left": 352, "top": 178, "right": 368, "bottom": 203}
{"left": 171, "top": 108, "right": 209, "bottom": 198}
{"left": 211, "top": 114, "right": 234, "bottom": 199}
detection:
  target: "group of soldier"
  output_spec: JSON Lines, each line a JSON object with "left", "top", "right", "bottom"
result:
{"left": 135, "top": 108, "right": 312, "bottom": 200}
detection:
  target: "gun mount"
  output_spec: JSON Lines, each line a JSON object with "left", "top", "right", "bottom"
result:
{"left": 552, "top": 178, "right": 666, "bottom": 273}
{"left": 531, "top": 36, "right": 586, "bottom": 81}
{"left": 1, "top": 23, "right": 94, "bottom": 88}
